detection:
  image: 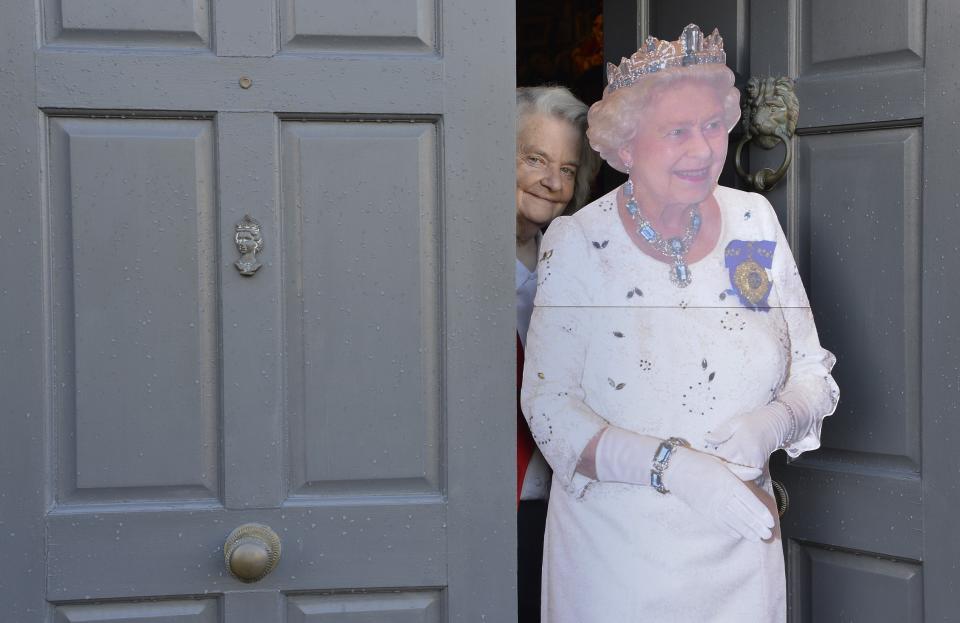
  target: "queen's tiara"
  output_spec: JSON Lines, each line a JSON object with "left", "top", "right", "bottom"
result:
{"left": 605, "top": 24, "right": 726, "bottom": 93}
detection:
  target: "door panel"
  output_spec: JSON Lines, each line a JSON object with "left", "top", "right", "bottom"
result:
{"left": 2, "top": 0, "right": 515, "bottom": 620}
{"left": 286, "top": 592, "right": 441, "bottom": 622}
{"left": 48, "top": 116, "right": 220, "bottom": 504}
{"left": 44, "top": 0, "right": 211, "bottom": 49}
{"left": 280, "top": 0, "right": 437, "bottom": 53}
{"left": 789, "top": 543, "right": 923, "bottom": 622}
{"left": 777, "top": 467, "right": 921, "bottom": 561}
{"left": 53, "top": 600, "right": 219, "bottom": 623}
{"left": 800, "top": 129, "right": 921, "bottom": 464}
{"left": 640, "top": 0, "right": 960, "bottom": 619}
{"left": 802, "top": 0, "right": 923, "bottom": 71}
{"left": 281, "top": 120, "right": 442, "bottom": 497}
{"left": 798, "top": 1, "right": 924, "bottom": 127}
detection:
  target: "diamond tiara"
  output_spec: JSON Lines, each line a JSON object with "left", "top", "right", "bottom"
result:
{"left": 605, "top": 24, "right": 726, "bottom": 93}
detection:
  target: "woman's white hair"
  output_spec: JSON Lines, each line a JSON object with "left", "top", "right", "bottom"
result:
{"left": 517, "top": 86, "right": 601, "bottom": 213}
{"left": 586, "top": 64, "right": 741, "bottom": 173}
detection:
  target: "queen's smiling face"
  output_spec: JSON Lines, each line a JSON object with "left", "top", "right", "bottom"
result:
{"left": 621, "top": 80, "right": 728, "bottom": 211}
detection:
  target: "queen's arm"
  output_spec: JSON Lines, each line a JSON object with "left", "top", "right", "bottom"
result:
{"left": 520, "top": 217, "right": 608, "bottom": 495}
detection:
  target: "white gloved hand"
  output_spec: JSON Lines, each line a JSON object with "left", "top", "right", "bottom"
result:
{"left": 594, "top": 426, "right": 661, "bottom": 484}
{"left": 594, "top": 427, "right": 773, "bottom": 541}
{"left": 704, "top": 402, "right": 794, "bottom": 471}
{"left": 665, "top": 445, "right": 774, "bottom": 541}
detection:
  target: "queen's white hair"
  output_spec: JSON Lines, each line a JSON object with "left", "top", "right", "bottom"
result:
{"left": 586, "top": 64, "right": 741, "bottom": 173}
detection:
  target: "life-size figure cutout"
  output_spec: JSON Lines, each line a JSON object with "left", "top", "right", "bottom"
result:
{"left": 520, "top": 25, "right": 838, "bottom": 623}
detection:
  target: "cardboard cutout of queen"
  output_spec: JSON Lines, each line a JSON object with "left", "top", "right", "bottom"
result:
{"left": 520, "top": 25, "right": 839, "bottom": 622}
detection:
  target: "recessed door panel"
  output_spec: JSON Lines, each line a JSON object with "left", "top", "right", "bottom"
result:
{"left": 280, "top": 0, "right": 437, "bottom": 53}
{"left": 778, "top": 469, "right": 921, "bottom": 560}
{"left": 798, "top": 0, "right": 925, "bottom": 126}
{"left": 802, "top": 0, "right": 923, "bottom": 71}
{"left": 799, "top": 128, "right": 921, "bottom": 465}
{"left": 287, "top": 591, "right": 441, "bottom": 622}
{"left": 54, "top": 599, "right": 219, "bottom": 623}
{"left": 789, "top": 542, "right": 922, "bottom": 623}
{"left": 281, "top": 120, "right": 442, "bottom": 497}
{"left": 44, "top": 0, "right": 211, "bottom": 48}
{"left": 47, "top": 117, "right": 220, "bottom": 504}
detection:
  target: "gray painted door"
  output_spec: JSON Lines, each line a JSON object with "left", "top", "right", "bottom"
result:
{"left": 749, "top": 2, "right": 960, "bottom": 620}
{"left": 632, "top": 1, "right": 960, "bottom": 620}
{"left": 1, "top": 2, "right": 516, "bottom": 621}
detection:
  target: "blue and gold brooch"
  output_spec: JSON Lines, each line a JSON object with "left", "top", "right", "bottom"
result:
{"left": 724, "top": 240, "right": 775, "bottom": 311}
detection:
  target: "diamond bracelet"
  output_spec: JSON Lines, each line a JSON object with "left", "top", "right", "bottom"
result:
{"left": 774, "top": 399, "right": 799, "bottom": 446}
{"left": 650, "top": 437, "right": 690, "bottom": 494}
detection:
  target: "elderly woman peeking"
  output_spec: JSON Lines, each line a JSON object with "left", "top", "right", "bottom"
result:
{"left": 514, "top": 86, "right": 600, "bottom": 623}
{"left": 520, "top": 26, "right": 838, "bottom": 622}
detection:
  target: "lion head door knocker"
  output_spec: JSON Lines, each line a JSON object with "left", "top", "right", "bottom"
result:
{"left": 735, "top": 76, "right": 800, "bottom": 192}
{"left": 234, "top": 215, "right": 264, "bottom": 276}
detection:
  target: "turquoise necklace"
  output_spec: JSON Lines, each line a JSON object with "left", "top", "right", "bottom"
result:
{"left": 623, "top": 180, "right": 702, "bottom": 288}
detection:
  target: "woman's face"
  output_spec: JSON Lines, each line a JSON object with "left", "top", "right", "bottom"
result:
{"left": 236, "top": 232, "right": 257, "bottom": 253}
{"left": 516, "top": 113, "right": 580, "bottom": 229}
{"left": 621, "top": 80, "right": 728, "bottom": 209}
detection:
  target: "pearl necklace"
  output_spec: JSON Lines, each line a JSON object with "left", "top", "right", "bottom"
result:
{"left": 623, "top": 180, "right": 702, "bottom": 288}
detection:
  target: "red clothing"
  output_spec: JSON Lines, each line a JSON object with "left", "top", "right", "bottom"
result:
{"left": 517, "top": 333, "right": 536, "bottom": 505}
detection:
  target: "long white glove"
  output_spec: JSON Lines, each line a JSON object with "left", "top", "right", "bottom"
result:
{"left": 703, "top": 400, "right": 798, "bottom": 470}
{"left": 595, "top": 427, "right": 774, "bottom": 541}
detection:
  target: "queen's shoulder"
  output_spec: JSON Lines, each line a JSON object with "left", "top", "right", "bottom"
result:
{"left": 548, "top": 188, "right": 619, "bottom": 237}
{"left": 714, "top": 184, "right": 768, "bottom": 208}
{"left": 715, "top": 185, "right": 778, "bottom": 226}
{"left": 713, "top": 185, "right": 772, "bottom": 209}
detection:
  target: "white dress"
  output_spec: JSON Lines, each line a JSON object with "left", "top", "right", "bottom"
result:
{"left": 521, "top": 185, "right": 838, "bottom": 623}
{"left": 517, "top": 253, "right": 551, "bottom": 500}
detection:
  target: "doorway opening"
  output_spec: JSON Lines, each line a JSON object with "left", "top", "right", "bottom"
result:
{"left": 517, "top": 0, "right": 605, "bottom": 108}
{"left": 517, "top": 0, "right": 625, "bottom": 201}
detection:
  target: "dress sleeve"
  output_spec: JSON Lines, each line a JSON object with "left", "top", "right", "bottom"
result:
{"left": 762, "top": 194, "right": 840, "bottom": 456}
{"left": 521, "top": 216, "right": 608, "bottom": 496}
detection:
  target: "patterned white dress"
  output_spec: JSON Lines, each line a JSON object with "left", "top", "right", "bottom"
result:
{"left": 521, "top": 185, "right": 838, "bottom": 623}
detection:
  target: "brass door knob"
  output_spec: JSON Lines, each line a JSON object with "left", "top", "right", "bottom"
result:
{"left": 224, "top": 523, "right": 281, "bottom": 583}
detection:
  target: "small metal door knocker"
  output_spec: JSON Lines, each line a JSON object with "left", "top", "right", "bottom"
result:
{"left": 734, "top": 76, "right": 800, "bottom": 192}
{"left": 234, "top": 215, "right": 263, "bottom": 276}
